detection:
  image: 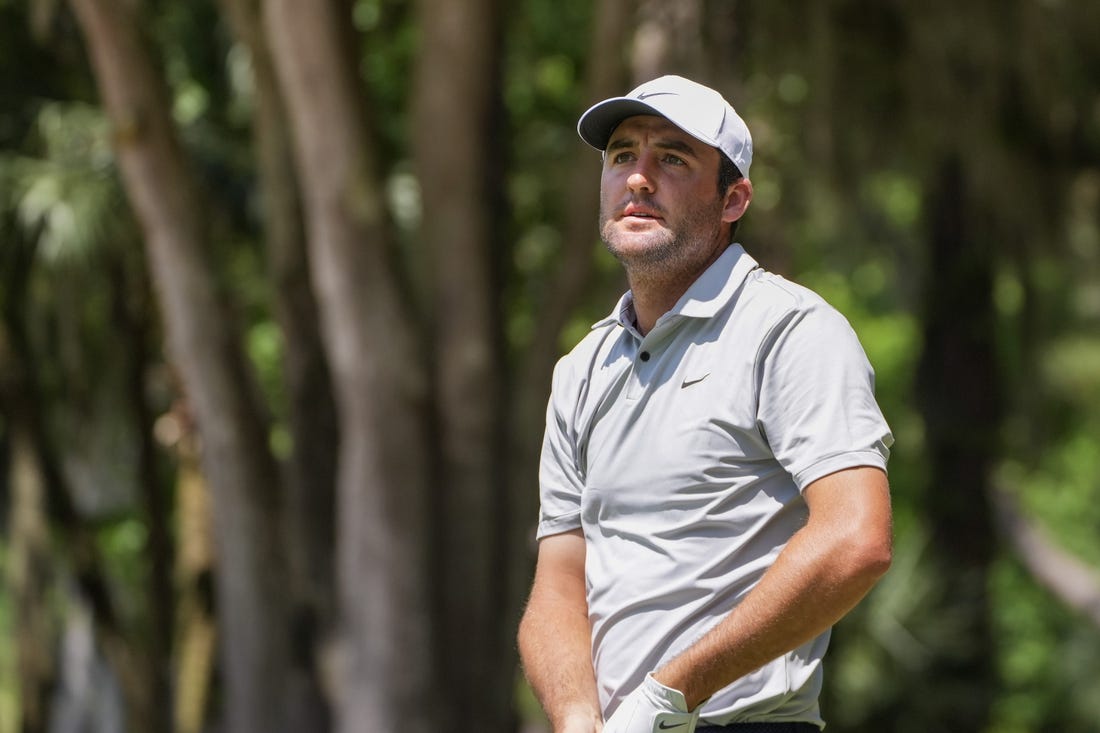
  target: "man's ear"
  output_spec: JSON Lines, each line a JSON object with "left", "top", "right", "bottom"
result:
{"left": 721, "top": 178, "right": 753, "bottom": 224}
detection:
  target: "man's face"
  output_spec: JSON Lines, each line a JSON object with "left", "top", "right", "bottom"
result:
{"left": 598, "top": 115, "right": 731, "bottom": 279}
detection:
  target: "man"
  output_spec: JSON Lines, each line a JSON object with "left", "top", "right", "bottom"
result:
{"left": 517, "top": 75, "right": 894, "bottom": 733}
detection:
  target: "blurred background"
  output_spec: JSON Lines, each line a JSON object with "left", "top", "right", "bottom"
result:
{"left": 2, "top": 0, "right": 1099, "bottom": 732}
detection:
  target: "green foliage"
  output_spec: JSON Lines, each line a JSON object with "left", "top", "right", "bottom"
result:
{"left": 95, "top": 517, "right": 149, "bottom": 611}
{"left": 991, "top": 558, "right": 1100, "bottom": 732}
{"left": 1005, "top": 430, "right": 1100, "bottom": 568}
{"left": 246, "top": 317, "right": 291, "bottom": 458}
{"left": 499, "top": 0, "right": 622, "bottom": 361}
{"left": 1, "top": 102, "right": 120, "bottom": 263}
{"left": 356, "top": 0, "right": 418, "bottom": 164}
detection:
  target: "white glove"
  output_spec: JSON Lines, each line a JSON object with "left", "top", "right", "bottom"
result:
{"left": 602, "top": 674, "right": 701, "bottom": 733}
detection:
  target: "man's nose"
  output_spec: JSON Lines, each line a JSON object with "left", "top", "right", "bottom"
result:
{"left": 626, "top": 166, "right": 654, "bottom": 193}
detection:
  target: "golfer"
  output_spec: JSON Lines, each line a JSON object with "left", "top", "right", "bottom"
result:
{"left": 518, "top": 75, "right": 894, "bottom": 733}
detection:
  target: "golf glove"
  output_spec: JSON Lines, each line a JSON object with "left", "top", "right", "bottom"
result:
{"left": 602, "top": 674, "right": 701, "bottom": 733}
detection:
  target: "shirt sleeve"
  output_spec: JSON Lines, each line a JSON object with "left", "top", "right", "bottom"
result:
{"left": 755, "top": 298, "right": 894, "bottom": 491}
{"left": 536, "top": 358, "right": 586, "bottom": 539}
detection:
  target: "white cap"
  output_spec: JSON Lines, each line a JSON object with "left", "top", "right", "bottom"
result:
{"left": 577, "top": 75, "right": 753, "bottom": 178}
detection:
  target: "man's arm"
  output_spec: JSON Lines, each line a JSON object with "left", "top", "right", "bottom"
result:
{"left": 518, "top": 529, "right": 603, "bottom": 733}
{"left": 653, "top": 466, "right": 893, "bottom": 710}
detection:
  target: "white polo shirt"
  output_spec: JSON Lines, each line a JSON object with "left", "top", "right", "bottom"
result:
{"left": 537, "top": 244, "right": 893, "bottom": 727}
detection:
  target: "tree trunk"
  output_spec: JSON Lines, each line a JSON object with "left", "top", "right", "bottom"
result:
{"left": 264, "top": 1, "right": 435, "bottom": 730}
{"left": 632, "top": 0, "right": 704, "bottom": 82}
{"left": 916, "top": 154, "right": 1000, "bottom": 731}
{"left": 4, "top": 424, "right": 55, "bottom": 733}
{"left": 65, "top": 1, "right": 294, "bottom": 731}
{"left": 410, "top": 0, "right": 512, "bottom": 729}
{"left": 217, "top": 0, "right": 339, "bottom": 727}
{"left": 171, "top": 420, "right": 218, "bottom": 733}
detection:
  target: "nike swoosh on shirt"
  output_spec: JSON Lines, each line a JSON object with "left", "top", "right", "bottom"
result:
{"left": 657, "top": 722, "right": 687, "bottom": 730}
{"left": 681, "top": 373, "right": 710, "bottom": 388}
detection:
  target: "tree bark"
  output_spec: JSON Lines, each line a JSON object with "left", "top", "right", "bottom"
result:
{"left": 65, "top": 1, "right": 294, "bottom": 731}
{"left": 217, "top": 0, "right": 339, "bottom": 727}
{"left": 171, "top": 417, "right": 218, "bottom": 733}
{"left": 632, "top": 0, "right": 704, "bottom": 82}
{"left": 264, "top": 1, "right": 435, "bottom": 730}
{"left": 410, "top": 0, "right": 512, "bottom": 729}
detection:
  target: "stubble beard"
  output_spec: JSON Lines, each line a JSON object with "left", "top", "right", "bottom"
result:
{"left": 599, "top": 196, "right": 726, "bottom": 283}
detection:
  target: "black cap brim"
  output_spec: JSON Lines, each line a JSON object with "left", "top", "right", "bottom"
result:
{"left": 576, "top": 98, "right": 665, "bottom": 151}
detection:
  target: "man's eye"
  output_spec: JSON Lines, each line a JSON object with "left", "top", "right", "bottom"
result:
{"left": 664, "top": 154, "right": 686, "bottom": 165}
{"left": 613, "top": 152, "right": 635, "bottom": 164}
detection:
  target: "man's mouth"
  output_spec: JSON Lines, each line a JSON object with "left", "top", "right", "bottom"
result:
{"left": 622, "top": 203, "right": 662, "bottom": 220}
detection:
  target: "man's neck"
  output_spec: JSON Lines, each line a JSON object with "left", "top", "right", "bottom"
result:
{"left": 628, "top": 276, "right": 688, "bottom": 336}
{"left": 626, "top": 244, "right": 729, "bottom": 335}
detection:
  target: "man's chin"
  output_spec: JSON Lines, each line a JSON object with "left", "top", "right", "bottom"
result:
{"left": 604, "top": 239, "right": 677, "bottom": 270}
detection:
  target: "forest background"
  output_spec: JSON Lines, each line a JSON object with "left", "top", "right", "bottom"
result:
{"left": 2, "top": 0, "right": 1099, "bottom": 732}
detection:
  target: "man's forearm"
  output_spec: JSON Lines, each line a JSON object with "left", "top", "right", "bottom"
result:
{"left": 653, "top": 521, "right": 886, "bottom": 708}
{"left": 519, "top": 593, "right": 602, "bottom": 730}
{"left": 518, "top": 530, "right": 603, "bottom": 731}
{"left": 654, "top": 468, "right": 892, "bottom": 709}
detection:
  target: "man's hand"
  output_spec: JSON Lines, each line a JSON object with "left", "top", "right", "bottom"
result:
{"left": 601, "top": 675, "right": 700, "bottom": 733}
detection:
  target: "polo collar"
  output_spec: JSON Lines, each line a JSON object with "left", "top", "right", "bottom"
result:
{"left": 592, "top": 244, "right": 759, "bottom": 331}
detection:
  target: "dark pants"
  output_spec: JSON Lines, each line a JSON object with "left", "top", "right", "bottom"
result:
{"left": 696, "top": 724, "right": 820, "bottom": 733}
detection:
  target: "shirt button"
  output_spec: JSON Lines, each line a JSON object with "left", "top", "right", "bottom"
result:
{"left": 639, "top": 351, "right": 650, "bottom": 362}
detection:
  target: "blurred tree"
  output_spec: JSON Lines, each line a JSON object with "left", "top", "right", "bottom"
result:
{"left": 410, "top": 0, "right": 511, "bottom": 728}
{"left": 216, "top": 0, "right": 338, "bottom": 728}
{"left": 64, "top": 1, "right": 295, "bottom": 732}
{"left": 265, "top": 0, "right": 436, "bottom": 730}
{"left": 916, "top": 152, "right": 1000, "bottom": 731}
